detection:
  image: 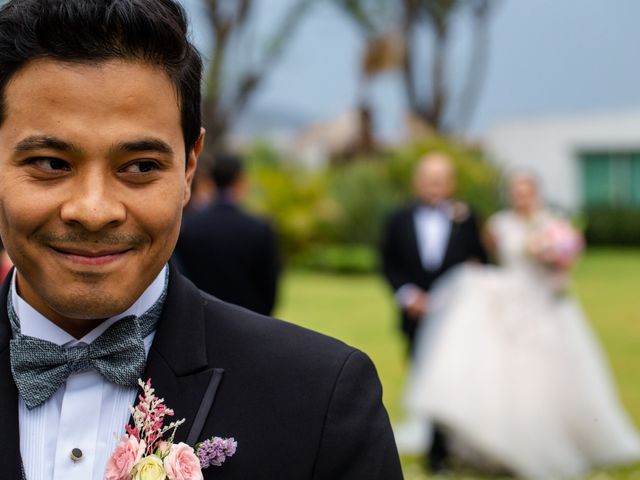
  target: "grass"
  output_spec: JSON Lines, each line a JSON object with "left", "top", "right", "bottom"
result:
{"left": 274, "top": 248, "right": 640, "bottom": 479}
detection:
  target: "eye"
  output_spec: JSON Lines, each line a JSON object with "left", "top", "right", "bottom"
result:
{"left": 122, "top": 160, "right": 160, "bottom": 174}
{"left": 29, "top": 157, "right": 71, "bottom": 172}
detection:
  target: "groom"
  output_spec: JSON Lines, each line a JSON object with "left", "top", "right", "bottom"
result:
{"left": 0, "top": 1, "right": 402, "bottom": 479}
{"left": 381, "top": 153, "right": 487, "bottom": 353}
{"left": 381, "top": 153, "right": 487, "bottom": 472}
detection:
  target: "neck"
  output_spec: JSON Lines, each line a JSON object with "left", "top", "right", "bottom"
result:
{"left": 216, "top": 190, "right": 238, "bottom": 204}
{"left": 14, "top": 273, "right": 115, "bottom": 339}
{"left": 51, "top": 318, "right": 106, "bottom": 340}
{"left": 514, "top": 206, "right": 538, "bottom": 218}
{"left": 422, "top": 198, "right": 448, "bottom": 207}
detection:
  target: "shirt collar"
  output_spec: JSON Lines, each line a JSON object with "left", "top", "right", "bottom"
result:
{"left": 418, "top": 200, "right": 452, "bottom": 215}
{"left": 10, "top": 265, "right": 168, "bottom": 346}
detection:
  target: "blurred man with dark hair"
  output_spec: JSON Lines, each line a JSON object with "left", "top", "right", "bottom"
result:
{"left": 211, "top": 153, "right": 244, "bottom": 190}
{"left": 0, "top": 1, "right": 402, "bottom": 478}
{"left": 176, "top": 154, "right": 280, "bottom": 316}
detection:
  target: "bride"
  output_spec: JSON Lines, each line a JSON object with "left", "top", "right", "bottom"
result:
{"left": 404, "top": 172, "right": 640, "bottom": 478}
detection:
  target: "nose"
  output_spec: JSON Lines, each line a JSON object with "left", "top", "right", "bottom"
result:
{"left": 60, "top": 171, "right": 126, "bottom": 231}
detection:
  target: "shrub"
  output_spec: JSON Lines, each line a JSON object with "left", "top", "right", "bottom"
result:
{"left": 584, "top": 207, "right": 640, "bottom": 245}
{"left": 242, "top": 137, "right": 503, "bottom": 270}
{"left": 325, "top": 137, "right": 502, "bottom": 248}
{"left": 293, "top": 244, "right": 378, "bottom": 274}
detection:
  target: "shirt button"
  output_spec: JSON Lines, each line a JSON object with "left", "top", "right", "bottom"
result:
{"left": 70, "top": 448, "right": 83, "bottom": 462}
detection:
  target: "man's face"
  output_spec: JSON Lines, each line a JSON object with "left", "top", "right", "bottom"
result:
{"left": 414, "top": 157, "right": 455, "bottom": 205}
{"left": 0, "top": 59, "right": 200, "bottom": 329}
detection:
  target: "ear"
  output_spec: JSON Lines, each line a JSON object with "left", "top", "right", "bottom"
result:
{"left": 183, "top": 128, "right": 205, "bottom": 207}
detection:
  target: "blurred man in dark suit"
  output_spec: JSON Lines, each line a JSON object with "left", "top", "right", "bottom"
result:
{"left": 381, "top": 152, "right": 487, "bottom": 472}
{"left": 176, "top": 154, "right": 280, "bottom": 316}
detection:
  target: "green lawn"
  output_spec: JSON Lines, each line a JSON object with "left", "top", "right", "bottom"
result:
{"left": 274, "top": 248, "right": 640, "bottom": 479}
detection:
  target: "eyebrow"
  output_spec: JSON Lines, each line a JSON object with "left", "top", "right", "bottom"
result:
{"left": 15, "top": 135, "right": 81, "bottom": 154}
{"left": 111, "top": 138, "right": 174, "bottom": 156}
{"left": 14, "top": 135, "right": 174, "bottom": 157}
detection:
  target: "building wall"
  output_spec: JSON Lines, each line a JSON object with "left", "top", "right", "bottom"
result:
{"left": 484, "top": 110, "right": 640, "bottom": 211}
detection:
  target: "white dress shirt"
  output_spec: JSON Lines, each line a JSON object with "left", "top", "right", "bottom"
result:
{"left": 396, "top": 204, "right": 452, "bottom": 307}
{"left": 414, "top": 203, "right": 452, "bottom": 271}
{"left": 12, "top": 266, "right": 167, "bottom": 480}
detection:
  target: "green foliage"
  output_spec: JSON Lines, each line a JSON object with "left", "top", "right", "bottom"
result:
{"left": 294, "top": 244, "right": 378, "bottom": 274}
{"left": 383, "top": 137, "right": 502, "bottom": 220}
{"left": 243, "top": 137, "right": 501, "bottom": 272}
{"left": 245, "top": 166, "right": 339, "bottom": 257}
{"left": 585, "top": 207, "right": 640, "bottom": 246}
{"left": 325, "top": 159, "right": 402, "bottom": 247}
{"left": 325, "top": 137, "right": 501, "bottom": 252}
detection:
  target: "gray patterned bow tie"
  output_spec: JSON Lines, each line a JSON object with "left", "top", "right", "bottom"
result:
{"left": 8, "top": 270, "right": 168, "bottom": 410}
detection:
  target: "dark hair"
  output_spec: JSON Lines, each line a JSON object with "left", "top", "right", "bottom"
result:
{"left": 212, "top": 154, "right": 244, "bottom": 190}
{"left": 0, "top": 0, "right": 202, "bottom": 158}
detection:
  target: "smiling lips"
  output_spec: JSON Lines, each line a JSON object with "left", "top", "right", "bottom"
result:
{"left": 51, "top": 246, "right": 132, "bottom": 266}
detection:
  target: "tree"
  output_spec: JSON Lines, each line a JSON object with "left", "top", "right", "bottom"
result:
{"left": 333, "top": 0, "right": 497, "bottom": 135}
{"left": 402, "top": 0, "right": 496, "bottom": 132}
{"left": 331, "top": 0, "right": 403, "bottom": 153}
{"left": 199, "top": 0, "right": 315, "bottom": 155}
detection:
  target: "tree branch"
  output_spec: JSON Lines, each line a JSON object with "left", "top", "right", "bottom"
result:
{"left": 455, "top": 0, "right": 495, "bottom": 131}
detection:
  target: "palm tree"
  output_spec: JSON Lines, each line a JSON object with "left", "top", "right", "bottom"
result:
{"left": 331, "top": 0, "right": 403, "bottom": 152}
{"left": 402, "top": 0, "right": 495, "bottom": 132}
{"left": 334, "top": 0, "right": 497, "bottom": 134}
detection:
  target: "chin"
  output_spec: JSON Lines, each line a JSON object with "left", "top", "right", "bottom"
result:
{"left": 49, "top": 288, "right": 133, "bottom": 321}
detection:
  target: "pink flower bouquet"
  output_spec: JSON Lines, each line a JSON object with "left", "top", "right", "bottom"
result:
{"left": 105, "top": 379, "right": 236, "bottom": 480}
{"left": 527, "top": 217, "right": 584, "bottom": 270}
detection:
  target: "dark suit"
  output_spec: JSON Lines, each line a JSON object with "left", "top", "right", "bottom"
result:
{"left": 0, "top": 264, "right": 403, "bottom": 479}
{"left": 381, "top": 202, "right": 487, "bottom": 351}
{"left": 176, "top": 200, "right": 280, "bottom": 316}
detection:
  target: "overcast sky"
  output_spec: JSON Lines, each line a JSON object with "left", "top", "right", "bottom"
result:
{"left": 182, "top": 0, "right": 640, "bottom": 140}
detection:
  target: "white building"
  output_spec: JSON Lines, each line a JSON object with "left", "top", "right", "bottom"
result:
{"left": 484, "top": 110, "right": 640, "bottom": 212}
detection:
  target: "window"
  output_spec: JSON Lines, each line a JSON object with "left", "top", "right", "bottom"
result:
{"left": 580, "top": 151, "right": 640, "bottom": 207}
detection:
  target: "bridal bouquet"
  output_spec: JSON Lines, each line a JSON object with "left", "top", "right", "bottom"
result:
{"left": 105, "top": 379, "right": 237, "bottom": 480}
{"left": 527, "top": 217, "right": 584, "bottom": 270}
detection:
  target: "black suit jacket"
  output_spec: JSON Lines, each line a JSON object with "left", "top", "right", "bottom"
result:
{"left": 381, "top": 202, "right": 487, "bottom": 345}
{"left": 175, "top": 200, "right": 279, "bottom": 316}
{"left": 0, "top": 265, "right": 402, "bottom": 479}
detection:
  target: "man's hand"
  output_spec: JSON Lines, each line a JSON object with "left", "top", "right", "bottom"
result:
{"left": 406, "top": 290, "right": 428, "bottom": 320}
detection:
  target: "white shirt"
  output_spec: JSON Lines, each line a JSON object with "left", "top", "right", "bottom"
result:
{"left": 414, "top": 203, "right": 452, "bottom": 271}
{"left": 396, "top": 204, "right": 452, "bottom": 307}
{"left": 12, "top": 266, "right": 167, "bottom": 480}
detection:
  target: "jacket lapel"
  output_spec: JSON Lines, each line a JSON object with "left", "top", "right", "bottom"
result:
{"left": 407, "top": 205, "right": 424, "bottom": 269}
{"left": 139, "top": 263, "right": 223, "bottom": 444}
{"left": 0, "top": 271, "right": 24, "bottom": 477}
{"left": 439, "top": 217, "right": 458, "bottom": 270}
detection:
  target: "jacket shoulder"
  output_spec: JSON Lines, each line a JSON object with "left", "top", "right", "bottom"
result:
{"left": 385, "top": 204, "right": 416, "bottom": 228}
{"left": 199, "top": 292, "right": 356, "bottom": 370}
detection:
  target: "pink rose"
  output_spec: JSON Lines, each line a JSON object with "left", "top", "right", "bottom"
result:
{"left": 105, "top": 435, "right": 146, "bottom": 480}
{"left": 163, "top": 443, "right": 203, "bottom": 480}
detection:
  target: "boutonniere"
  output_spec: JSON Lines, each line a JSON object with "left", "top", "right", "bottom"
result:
{"left": 450, "top": 201, "right": 470, "bottom": 224}
{"left": 106, "top": 379, "right": 237, "bottom": 480}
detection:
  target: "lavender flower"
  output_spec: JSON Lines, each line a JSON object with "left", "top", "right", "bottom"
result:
{"left": 196, "top": 437, "right": 238, "bottom": 468}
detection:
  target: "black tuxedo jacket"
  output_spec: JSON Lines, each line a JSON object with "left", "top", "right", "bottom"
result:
{"left": 381, "top": 203, "right": 487, "bottom": 346}
{"left": 175, "top": 200, "right": 279, "bottom": 316}
{"left": 0, "top": 264, "right": 402, "bottom": 479}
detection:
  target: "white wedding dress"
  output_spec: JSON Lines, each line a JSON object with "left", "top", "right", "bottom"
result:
{"left": 405, "top": 210, "right": 640, "bottom": 479}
